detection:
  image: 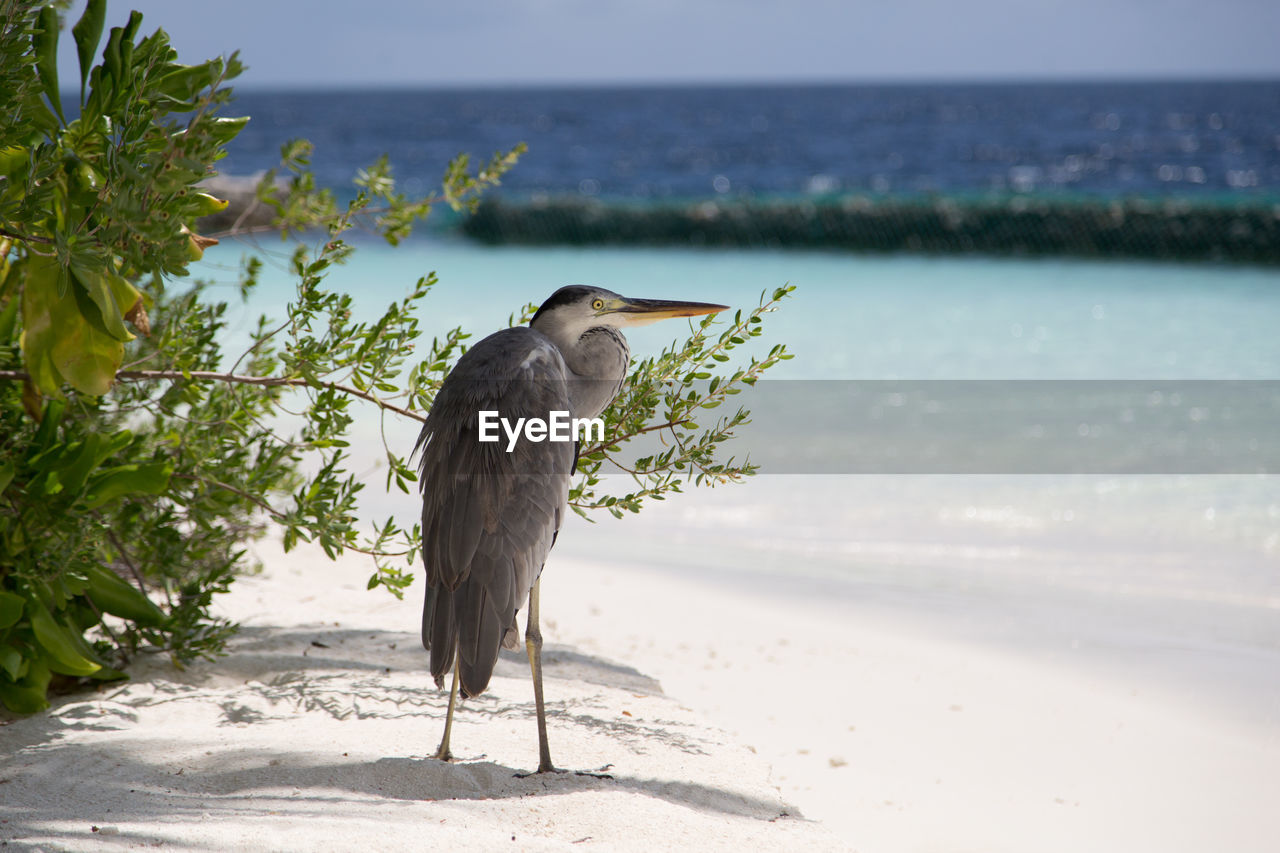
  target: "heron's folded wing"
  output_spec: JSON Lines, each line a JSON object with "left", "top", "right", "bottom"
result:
{"left": 417, "top": 327, "right": 571, "bottom": 590}
{"left": 417, "top": 327, "right": 576, "bottom": 694}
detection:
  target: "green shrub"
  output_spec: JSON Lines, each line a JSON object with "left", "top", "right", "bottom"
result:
{"left": 0, "top": 0, "right": 790, "bottom": 713}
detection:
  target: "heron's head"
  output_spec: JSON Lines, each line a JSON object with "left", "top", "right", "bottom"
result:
{"left": 530, "top": 285, "right": 727, "bottom": 342}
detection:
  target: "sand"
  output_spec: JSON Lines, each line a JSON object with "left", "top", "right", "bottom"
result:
{"left": 0, "top": 539, "right": 843, "bottom": 852}
{"left": 3, "top": 478, "right": 1279, "bottom": 852}
{"left": 552, "top": 554, "right": 1280, "bottom": 853}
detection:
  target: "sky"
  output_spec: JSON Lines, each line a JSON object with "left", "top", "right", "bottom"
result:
{"left": 55, "top": 0, "right": 1280, "bottom": 89}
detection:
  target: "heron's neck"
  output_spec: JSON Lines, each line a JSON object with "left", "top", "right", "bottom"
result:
{"left": 561, "top": 326, "right": 630, "bottom": 420}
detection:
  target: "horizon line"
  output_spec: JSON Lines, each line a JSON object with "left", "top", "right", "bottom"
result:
{"left": 213, "top": 73, "right": 1280, "bottom": 94}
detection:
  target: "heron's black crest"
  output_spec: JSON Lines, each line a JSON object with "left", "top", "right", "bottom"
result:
{"left": 530, "top": 285, "right": 597, "bottom": 326}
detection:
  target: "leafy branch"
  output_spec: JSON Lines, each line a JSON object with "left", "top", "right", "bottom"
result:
{"left": 0, "top": 368, "right": 428, "bottom": 421}
{"left": 568, "top": 286, "right": 794, "bottom": 517}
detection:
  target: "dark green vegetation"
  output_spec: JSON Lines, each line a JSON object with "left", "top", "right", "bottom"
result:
{"left": 464, "top": 195, "right": 1280, "bottom": 264}
{"left": 0, "top": 1, "right": 790, "bottom": 712}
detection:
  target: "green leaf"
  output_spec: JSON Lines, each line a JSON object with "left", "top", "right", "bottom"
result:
{"left": 40, "top": 468, "right": 62, "bottom": 497}
{"left": 32, "top": 5, "right": 64, "bottom": 123}
{"left": 0, "top": 287, "right": 19, "bottom": 340}
{"left": 84, "top": 564, "right": 167, "bottom": 627}
{"left": 206, "top": 116, "right": 249, "bottom": 147}
{"left": 155, "top": 60, "right": 218, "bottom": 105}
{"left": 0, "top": 676, "right": 51, "bottom": 714}
{"left": 88, "top": 665, "right": 128, "bottom": 683}
{"left": 20, "top": 255, "right": 126, "bottom": 396}
{"left": 30, "top": 599, "right": 101, "bottom": 677}
{"left": 101, "top": 23, "right": 123, "bottom": 90}
{"left": 0, "top": 644, "right": 24, "bottom": 681}
{"left": 31, "top": 398, "right": 65, "bottom": 451}
{"left": 82, "top": 462, "right": 172, "bottom": 509}
{"left": 72, "top": 0, "right": 107, "bottom": 103}
{"left": 118, "top": 11, "right": 143, "bottom": 70}
{"left": 190, "top": 192, "right": 230, "bottom": 216}
{"left": 17, "top": 257, "right": 67, "bottom": 394}
{"left": 54, "top": 431, "right": 123, "bottom": 497}
{"left": 0, "top": 592, "right": 23, "bottom": 631}
{"left": 71, "top": 265, "right": 135, "bottom": 342}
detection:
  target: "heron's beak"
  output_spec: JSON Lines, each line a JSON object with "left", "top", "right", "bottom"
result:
{"left": 611, "top": 297, "right": 729, "bottom": 326}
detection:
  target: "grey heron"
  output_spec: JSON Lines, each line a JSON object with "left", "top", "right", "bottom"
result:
{"left": 415, "top": 285, "right": 728, "bottom": 773}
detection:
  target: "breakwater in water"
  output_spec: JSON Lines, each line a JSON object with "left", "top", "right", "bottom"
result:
{"left": 461, "top": 195, "right": 1280, "bottom": 264}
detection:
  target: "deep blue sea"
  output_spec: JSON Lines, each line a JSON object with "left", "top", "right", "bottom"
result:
{"left": 222, "top": 81, "right": 1280, "bottom": 202}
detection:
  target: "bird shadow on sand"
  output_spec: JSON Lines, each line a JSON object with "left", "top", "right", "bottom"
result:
{"left": 1, "top": 740, "right": 798, "bottom": 834}
{"left": 125, "top": 624, "right": 662, "bottom": 695}
{"left": 3, "top": 623, "right": 701, "bottom": 764}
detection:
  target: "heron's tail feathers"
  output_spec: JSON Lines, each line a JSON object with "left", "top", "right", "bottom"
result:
{"left": 424, "top": 584, "right": 507, "bottom": 698}
{"left": 457, "top": 583, "right": 507, "bottom": 698}
{"left": 423, "top": 585, "right": 457, "bottom": 690}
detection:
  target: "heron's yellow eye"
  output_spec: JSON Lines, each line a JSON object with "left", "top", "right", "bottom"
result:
{"left": 591, "top": 298, "right": 604, "bottom": 310}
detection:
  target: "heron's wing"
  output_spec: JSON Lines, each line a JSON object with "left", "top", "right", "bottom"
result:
{"left": 416, "top": 327, "right": 575, "bottom": 695}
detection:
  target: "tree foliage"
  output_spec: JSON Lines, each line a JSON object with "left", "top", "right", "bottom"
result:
{"left": 0, "top": 0, "right": 791, "bottom": 714}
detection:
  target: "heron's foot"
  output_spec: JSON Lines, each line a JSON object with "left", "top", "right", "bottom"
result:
{"left": 514, "top": 763, "right": 560, "bottom": 778}
{"left": 432, "top": 745, "right": 453, "bottom": 762}
{"left": 514, "top": 763, "right": 614, "bottom": 779}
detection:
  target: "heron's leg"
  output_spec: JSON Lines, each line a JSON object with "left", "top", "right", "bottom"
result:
{"left": 525, "top": 577, "right": 557, "bottom": 773}
{"left": 433, "top": 645, "right": 460, "bottom": 762}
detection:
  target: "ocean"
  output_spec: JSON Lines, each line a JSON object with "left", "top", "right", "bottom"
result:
{"left": 222, "top": 81, "right": 1280, "bottom": 201}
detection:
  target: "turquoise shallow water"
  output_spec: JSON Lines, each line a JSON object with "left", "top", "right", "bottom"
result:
{"left": 200, "top": 234, "right": 1280, "bottom": 380}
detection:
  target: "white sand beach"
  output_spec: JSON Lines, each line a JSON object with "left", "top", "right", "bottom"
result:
{"left": 1, "top": 535, "right": 841, "bottom": 851}
{"left": 3, "top": 477, "right": 1279, "bottom": 852}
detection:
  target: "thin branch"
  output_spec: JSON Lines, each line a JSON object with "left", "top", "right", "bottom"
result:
{"left": 579, "top": 417, "right": 691, "bottom": 458}
{"left": 171, "top": 472, "right": 287, "bottom": 522}
{"left": 207, "top": 195, "right": 444, "bottom": 241}
{"left": 84, "top": 595, "right": 130, "bottom": 664}
{"left": 171, "top": 473, "right": 414, "bottom": 561}
{"left": 104, "top": 525, "right": 175, "bottom": 610}
{"left": 0, "top": 368, "right": 427, "bottom": 423}
{"left": 120, "top": 348, "right": 163, "bottom": 371}
{"left": 344, "top": 540, "right": 416, "bottom": 560}
{"left": 0, "top": 227, "right": 53, "bottom": 245}
{"left": 568, "top": 482, "right": 668, "bottom": 511}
